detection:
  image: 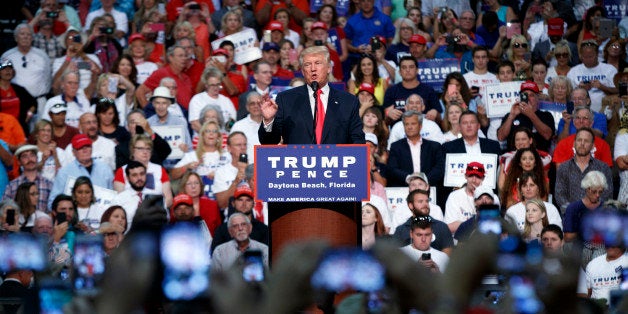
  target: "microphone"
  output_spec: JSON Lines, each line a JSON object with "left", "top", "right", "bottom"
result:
{"left": 311, "top": 81, "right": 319, "bottom": 144}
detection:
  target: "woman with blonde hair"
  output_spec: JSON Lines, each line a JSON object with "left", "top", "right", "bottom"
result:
{"left": 545, "top": 41, "right": 573, "bottom": 84}
{"left": 506, "top": 34, "right": 531, "bottom": 81}
{"left": 172, "top": 21, "right": 204, "bottom": 61}
{"left": 522, "top": 199, "right": 549, "bottom": 242}
{"left": 171, "top": 120, "right": 230, "bottom": 181}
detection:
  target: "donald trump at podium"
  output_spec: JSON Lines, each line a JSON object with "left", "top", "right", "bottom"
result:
{"left": 258, "top": 46, "right": 365, "bottom": 145}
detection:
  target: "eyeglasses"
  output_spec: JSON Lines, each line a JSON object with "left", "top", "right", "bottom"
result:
{"left": 554, "top": 52, "right": 569, "bottom": 58}
{"left": 229, "top": 222, "right": 250, "bottom": 229}
{"left": 203, "top": 129, "right": 220, "bottom": 134}
{"left": 207, "top": 83, "right": 222, "bottom": 88}
{"left": 587, "top": 188, "right": 604, "bottom": 195}
{"left": 574, "top": 115, "right": 590, "bottom": 120}
{"left": 30, "top": 192, "right": 39, "bottom": 196}
{"left": 0, "top": 60, "right": 13, "bottom": 70}
{"left": 21, "top": 56, "right": 27, "bottom": 68}
{"left": 400, "top": 26, "right": 413, "bottom": 31}
{"left": 513, "top": 42, "right": 528, "bottom": 49}
{"left": 185, "top": 181, "right": 200, "bottom": 186}
{"left": 610, "top": 44, "right": 621, "bottom": 49}
{"left": 104, "top": 232, "right": 119, "bottom": 237}
{"left": 134, "top": 146, "right": 151, "bottom": 152}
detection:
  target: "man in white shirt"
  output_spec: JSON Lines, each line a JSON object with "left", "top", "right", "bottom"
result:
{"left": 230, "top": 92, "right": 262, "bottom": 159}
{"left": 84, "top": 0, "right": 128, "bottom": 44}
{"left": 585, "top": 246, "right": 627, "bottom": 304}
{"left": 444, "top": 161, "right": 486, "bottom": 234}
{"left": 42, "top": 71, "right": 90, "bottom": 128}
{"left": 566, "top": 40, "right": 617, "bottom": 112}
{"left": 390, "top": 172, "right": 444, "bottom": 233}
{"left": 114, "top": 161, "right": 150, "bottom": 229}
{"left": 400, "top": 219, "right": 449, "bottom": 273}
{"left": 1, "top": 24, "right": 52, "bottom": 117}
{"left": 388, "top": 94, "right": 444, "bottom": 147}
{"left": 212, "top": 132, "right": 248, "bottom": 210}
{"left": 63, "top": 112, "right": 116, "bottom": 170}
{"left": 463, "top": 46, "right": 498, "bottom": 98}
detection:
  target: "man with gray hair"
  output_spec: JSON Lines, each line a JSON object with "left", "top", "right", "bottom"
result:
{"left": 557, "top": 87, "right": 607, "bottom": 141}
{"left": 553, "top": 106, "right": 613, "bottom": 168}
{"left": 41, "top": 71, "right": 90, "bottom": 128}
{"left": 387, "top": 110, "right": 445, "bottom": 187}
{"left": 388, "top": 94, "right": 445, "bottom": 146}
{"left": 555, "top": 128, "right": 613, "bottom": 212}
{"left": 231, "top": 92, "right": 263, "bottom": 159}
{"left": 211, "top": 212, "right": 269, "bottom": 272}
{"left": 1, "top": 24, "right": 52, "bottom": 120}
{"left": 135, "top": 45, "right": 193, "bottom": 109}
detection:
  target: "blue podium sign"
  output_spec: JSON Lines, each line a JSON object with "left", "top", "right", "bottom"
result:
{"left": 255, "top": 145, "right": 370, "bottom": 202}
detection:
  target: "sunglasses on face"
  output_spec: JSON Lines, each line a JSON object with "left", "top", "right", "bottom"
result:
{"left": 554, "top": 52, "right": 569, "bottom": 58}
{"left": 513, "top": 42, "right": 528, "bottom": 49}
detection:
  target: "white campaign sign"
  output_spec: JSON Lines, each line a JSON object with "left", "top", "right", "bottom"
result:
{"left": 484, "top": 81, "right": 523, "bottom": 118}
{"left": 443, "top": 153, "right": 498, "bottom": 188}
{"left": 211, "top": 29, "right": 260, "bottom": 65}
{"left": 152, "top": 125, "right": 186, "bottom": 159}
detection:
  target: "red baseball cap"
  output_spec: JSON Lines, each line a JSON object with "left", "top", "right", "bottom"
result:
{"left": 172, "top": 194, "right": 193, "bottom": 208}
{"left": 234, "top": 184, "right": 254, "bottom": 198}
{"left": 370, "top": 35, "right": 387, "bottom": 48}
{"left": 311, "top": 21, "right": 328, "bottom": 31}
{"left": 547, "top": 18, "right": 564, "bottom": 37}
{"left": 213, "top": 48, "right": 229, "bottom": 56}
{"left": 520, "top": 81, "right": 540, "bottom": 94}
{"left": 128, "top": 33, "right": 146, "bottom": 43}
{"left": 71, "top": 134, "right": 92, "bottom": 150}
{"left": 465, "top": 162, "right": 485, "bottom": 178}
{"left": 358, "top": 82, "right": 375, "bottom": 96}
{"left": 267, "top": 20, "right": 284, "bottom": 32}
{"left": 408, "top": 34, "right": 427, "bottom": 45}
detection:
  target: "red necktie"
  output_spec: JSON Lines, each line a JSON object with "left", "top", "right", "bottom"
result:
{"left": 254, "top": 200, "right": 264, "bottom": 224}
{"left": 137, "top": 192, "right": 143, "bottom": 208}
{"left": 315, "top": 89, "right": 325, "bottom": 144}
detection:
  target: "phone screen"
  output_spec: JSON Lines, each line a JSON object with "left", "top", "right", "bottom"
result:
{"left": 0, "top": 234, "right": 47, "bottom": 272}
{"left": 447, "top": 84, "right": 457, "bottom": 96}
{"left": 506, "top": 22, "right": 521, "bottom": 39}
{"left": 107, "top": 76, "right": 119, "bottom": 93}
{"left": 242, "top": 250, "right": 265, "bottom": 282}
{"left": 160, "top": 223, "right": 210, "bottom": 300}
{"left": 72, "top": 235, "right": 106, "bottom": 296}
{"left": 311, "top": 248, "right": 385, "bottom": 292}
{"left": 39, "top": 279, "right": 72, "bottom": 314}
{"left": 6, "top": 208, "right": 15, "bottom": 225}
{"left": 477, "top": 205, "right": 502, "bottom": 235}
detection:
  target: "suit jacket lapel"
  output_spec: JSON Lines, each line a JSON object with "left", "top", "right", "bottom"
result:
{"left": 297, "top": 85, "right": 314, "bottom": 140}
{"left": 321, "top": 87, "right": 339, "bottom": 143}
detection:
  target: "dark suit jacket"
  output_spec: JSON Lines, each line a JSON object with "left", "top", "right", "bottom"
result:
{"left": 258, "top": 85, "right": 365, "bottom": 145}
{"left": 442, "top": 137, "right": 501, "bottom": 156}
{"left": 532, "top": 40, "right": 579, "bottom": 67}
{"left": 387, "top": 138, "right": 445, "bottom": 187}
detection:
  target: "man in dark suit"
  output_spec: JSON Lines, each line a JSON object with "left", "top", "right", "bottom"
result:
{"left": 442, "top": 111, "right": 501, "bottom": 156}
{"left": 259, "top": 46, "right": 365, "bottom": 145}
{"left": 440, "top": 111, "right": 500, "bottom": 209}
{"left": 387, "top": 111, "right": 444, "bottom": 187}
{"left": 0, "top": 269, "right": 33, "bottom": 314}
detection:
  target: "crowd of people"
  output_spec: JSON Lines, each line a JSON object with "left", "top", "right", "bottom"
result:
{"left": 0, "top": 0, "right": 628, "bottom": 312}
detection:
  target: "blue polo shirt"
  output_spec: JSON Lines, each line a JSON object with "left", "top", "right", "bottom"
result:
{"left": 557, "top": 111, "right": 608, "bottom": 138}
{"left": 344, "top": 8, "right": 395, "bottom": 55}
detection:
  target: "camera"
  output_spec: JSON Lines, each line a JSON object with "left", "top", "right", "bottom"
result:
{"left": 46, "top": 11, "right": 59, "bottom": 19}
{"left": 239, "top": 153, "right": 248, "bottom": 163}
{"left": 421, "top": 253, "right": 431, "bottom": 260}
{"left": 370, "top": 37, "right": 382, "bottom": 52}
{"left": 520, "top": 92, "right": 529, "bottom": 103}
{"left": 188, "top": 3, "right": 201, "bottom": 10}
{"left": 99, "top": 27, "right": 114, "bottom": 35}
{"left": 446, "top": 35, "right": 460, "bottom": 46}
{"left": 314, "top": 40, "right": 324, "bottom": 46}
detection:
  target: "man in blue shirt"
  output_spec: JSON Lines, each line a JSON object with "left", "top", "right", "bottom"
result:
{"left": 344, "top": 0, "right": 395, "bottom": 64}
{"left": 49, "top": 134, "right": 114, "bottom": 209}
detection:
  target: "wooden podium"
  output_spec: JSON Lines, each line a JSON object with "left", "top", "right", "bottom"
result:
{"left": 267, "top": 201, "right": 361, "bottom": 261}
{"left": 255, "top": 145, "right": 369, "bottom": 262}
